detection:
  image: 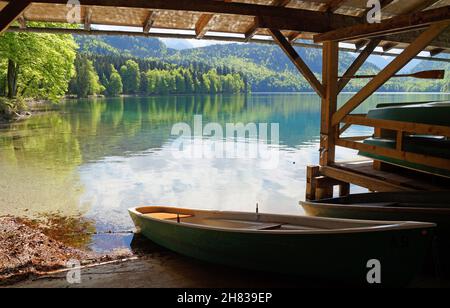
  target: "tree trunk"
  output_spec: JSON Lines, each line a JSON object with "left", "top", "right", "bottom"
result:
{"left": 7, "top": 59, "right": 19, "bottom": 99}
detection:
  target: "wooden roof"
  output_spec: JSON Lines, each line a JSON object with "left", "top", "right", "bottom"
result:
{"left": 1, "top": 0, "right": 450, "bottom": 55}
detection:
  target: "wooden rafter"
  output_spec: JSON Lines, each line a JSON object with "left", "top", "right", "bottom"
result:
{"left": 143, "top": 11, "right": 156, "bottom": 34}
{"left": 244, "top": 0, "right": 291, "bottom": 41}
{"left": 244, "top": 17, "right": 259, "bottom": 42}
{"left": 430, "top": 47, "right": 445, "bottom": 57}
{"left": 269, "top": 29, "right": 325, "bottom": 98}
{"left": 402, "top": 0, "right": 442, "bottom": 14}
{"left": 332, "top": 21, "right": 450, "bottom": 127}
{"left": 382, "top": 42, "right": 397, "bottom": 52}
{"left": 338, "top": 39, "right": 381, "bottom": 93}
{"left": 314, "top": 5, "right": 450, "bottom": 43}
{"left": 0, "top": 0, "right": 31, "bottom": 35}
{"left": 18, "top": 15, "right": 27, "bottom": 29}
{"left": 354, "top": 40, "right": 368, "bottom": 50}
{"left": 195, "top": 0, "right": 232, "bottom": 39}
{"left": 84, "top": 8, "right": 92, "bottom": 31}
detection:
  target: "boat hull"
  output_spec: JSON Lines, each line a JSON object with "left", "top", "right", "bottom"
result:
{"left": 301, "top": 192, "right": 450, "bottom": 276}
{"left": 129, "top": 208, "right": 433, "bottom": 286}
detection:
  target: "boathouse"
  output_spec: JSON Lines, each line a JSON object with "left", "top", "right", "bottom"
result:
{"left": 1, "top": 0, "right": 449, "bottom": 198}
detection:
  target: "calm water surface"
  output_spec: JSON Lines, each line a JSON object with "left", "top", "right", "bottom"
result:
{"left": 1, "top": 93, "right": 448, "bottom": 251}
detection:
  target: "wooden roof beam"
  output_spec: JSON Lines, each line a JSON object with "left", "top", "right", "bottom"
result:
{"left": 269, "top": 29, "right": 325, "bottom": 98}
{"left": 338, "top": 39, "right": 381, "bottom": 93}
{"left": 332, "top": 21, "right": 450, "bottom": 126}
{"left": 195, "top": 0, "right": 232, "bottom": 39}
{"left": 143, "top": 11, "right": 156, "bottom": 34}
{"left": 314, "top": 5, "right": 450, "bottom": 43}
{"left": 244, "top": 0, "right": 291, "bottom": 42}
{"left": 0, "top": 0, "right": 31, "bottom": 35}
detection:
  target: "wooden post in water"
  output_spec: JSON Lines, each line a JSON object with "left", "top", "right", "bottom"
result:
{"left": 317, "top": 41, "right": 339, "bottom": 199}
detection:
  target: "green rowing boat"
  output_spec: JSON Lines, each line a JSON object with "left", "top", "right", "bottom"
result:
{"left": 368, "top": 101, "right": 450, "bottom": 127}
{"left": 129, "top": 206, "right": 435, "bottom": 286}
{"left": 301, "top": 191, "right": 450, "bottom": 276}
{"left": 359, "top": 101, "right": 450, "bottom": 177}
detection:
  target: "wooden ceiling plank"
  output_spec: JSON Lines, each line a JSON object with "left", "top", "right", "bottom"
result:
{"left": 332, "top": 21, "right": 450, "bottom": 126}
{"left": 358, "top": 0, "right": 395, "bottom": 18}
{"left": 269, "top": 28, "right": 325, "bottom": 98}
{"left": 324, "top": 0, "right": 347, "bottom": 13}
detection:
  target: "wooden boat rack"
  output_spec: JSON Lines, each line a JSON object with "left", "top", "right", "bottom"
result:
{"left": 306, "top": 161, "right": 450, "bottom": 201}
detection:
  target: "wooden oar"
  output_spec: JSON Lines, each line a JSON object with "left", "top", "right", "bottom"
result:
{"left": 340, "top": 70, "right": 445, "bottom": 80}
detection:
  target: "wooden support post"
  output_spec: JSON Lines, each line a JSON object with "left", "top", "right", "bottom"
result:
{"left": 320, "top": 41, "right": 339, "bottom": 166}
{"left": 316, "top": 186, "right": 334, "bottom": 200}
{"left": 332, "top": 21, "right": 450, "bottom": 126}
{"left": 306, "top": 166, "right": 320, "bottom": 201}
{"left": 270, "top": 29, "right": 325, "bottom": 98}
{"left": 0, "top": 0, "right": 31, "bottom": 35}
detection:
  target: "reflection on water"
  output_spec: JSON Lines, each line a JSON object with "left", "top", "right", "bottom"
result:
{"left": 1, "top": 93, "right": 449, "bottom": 251}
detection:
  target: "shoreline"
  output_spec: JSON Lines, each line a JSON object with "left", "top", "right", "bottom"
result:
{"left": 0, "top": 216, "right": 132, "bottom": 286}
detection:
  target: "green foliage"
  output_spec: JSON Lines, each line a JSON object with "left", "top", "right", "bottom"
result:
{"left": 120, "top": 60, "right": 141, "bottom": 94}
{"left": 0, "top": 26, "right": 77, "bottom": 101}
{"left": 70, "top": 55, "right": 104, "bottom": 98}
{"left": 105, "top": 65, "right": 123, "bottom": 97}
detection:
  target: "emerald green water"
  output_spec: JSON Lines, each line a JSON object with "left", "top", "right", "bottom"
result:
{"left": 0, "top": 93, "right": 448, "bottom": 251}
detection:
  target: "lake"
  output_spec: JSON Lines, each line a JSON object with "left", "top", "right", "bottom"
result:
{"left": 1, "top": 93, "right": 449, "bottom": 252}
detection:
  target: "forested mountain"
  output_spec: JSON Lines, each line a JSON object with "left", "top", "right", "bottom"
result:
{"left": 75, "top": 35, "right": 170, "bottom": 58}
{"left": 74, "top": 36, "right": 450, "bottom": 94}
